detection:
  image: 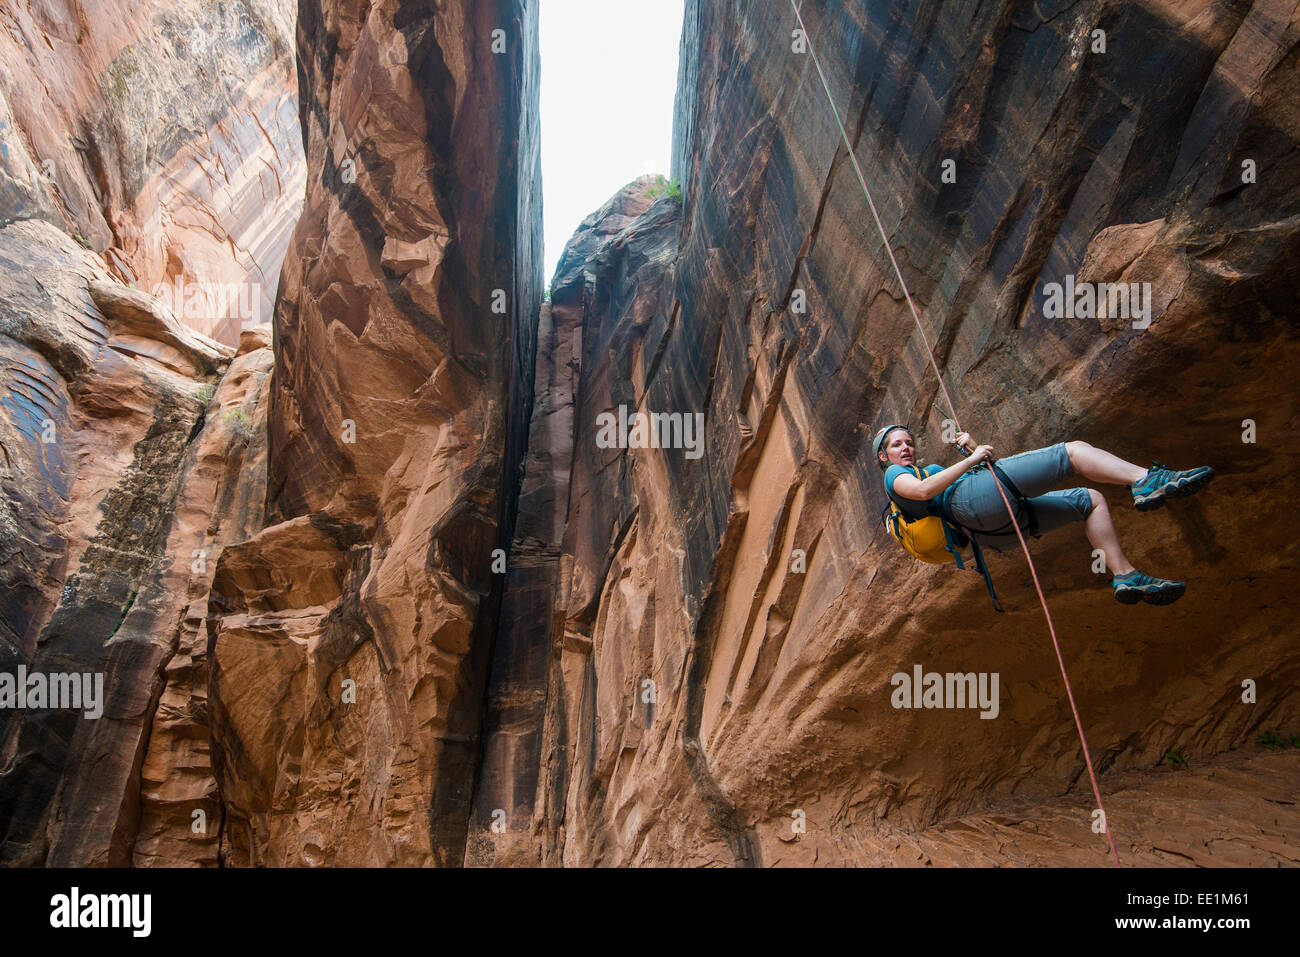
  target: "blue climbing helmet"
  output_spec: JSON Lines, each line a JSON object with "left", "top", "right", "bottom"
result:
{"left": 872, "top": 424, "right": 910, "bottom": 468}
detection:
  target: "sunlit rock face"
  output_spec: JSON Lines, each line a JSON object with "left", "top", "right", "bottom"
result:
{"left": 471, "top": 0, "right": 1299, "bottom": 866}
{"left": 0, "top": 0, "right": 296, "bottom": 866}
{"left": 206, "top": 0, "right": 542, "bottom": 866}
{"left": 0, "top": 0, "right": 305, "bottom": 344}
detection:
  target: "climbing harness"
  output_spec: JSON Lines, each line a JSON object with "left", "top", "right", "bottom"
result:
{"left": 789, "top": 0, "right": 1122, "bottom": 865}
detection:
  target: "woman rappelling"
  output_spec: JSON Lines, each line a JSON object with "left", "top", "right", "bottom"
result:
{"left": 873, "top": 424, "right": 1214, "bottom": 606}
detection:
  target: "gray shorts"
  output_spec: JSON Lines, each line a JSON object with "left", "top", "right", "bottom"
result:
{"left": 946, "top": 443, "right": 1094, "bottom": 553}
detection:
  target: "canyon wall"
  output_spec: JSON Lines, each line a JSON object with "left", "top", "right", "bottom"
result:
{"left": 205, "top": 0, "right": 543, "bottom": 866}
{"left": 471, "top": 0, "right": 1300, "bottom": 866}
{"left": 3, "top": 0, "right": 542, "bottom": 868}
{"left": 0, "top": 215, "right": 254, "bottom": 865}
{"left": 0, "top": 0, "right": 305, "bottom": 343}
{"left": 0, "top": 0, "right": 300, "bottom": 864}
{"left": 3, "top": 0, "right": 1298, "bottom": 868}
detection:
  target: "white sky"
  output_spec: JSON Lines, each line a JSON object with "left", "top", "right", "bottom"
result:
{"left": 539, "top": 0, "right": 686, "bottom": 284}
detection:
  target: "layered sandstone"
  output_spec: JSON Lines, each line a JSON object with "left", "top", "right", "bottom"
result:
{"left": 0, "top": 0, "right": 305, "bottom": 343}
{"left": 467, "top": 177, "right": 677, "bottom": 865}
{"left": 3, "top": 0, "right": 543, "bottom": 869}
{"left": 0, "top": 0, "right": 296, "bottom": 865}
{"left": 3, "top": 0, "right": 1298, "bottom": 869}
{"left": 0, "top": 218, "right": 244, "bottom": 864}
{"left": 129, "top": 329, "right": 272, "bottom": 867}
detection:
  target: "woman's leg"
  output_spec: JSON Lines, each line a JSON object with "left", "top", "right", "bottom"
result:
{"left": 1083, "top": 490, "right": 1135, "bottom": 575}
{"left": 1064, "top": 441, "right": 1146, "bottom": 486}
{"left": 966, "top": 486, "right": 1130, "bottom": 571}
{"left": 964, "top": 486, "right": 1184, "bottom": 602}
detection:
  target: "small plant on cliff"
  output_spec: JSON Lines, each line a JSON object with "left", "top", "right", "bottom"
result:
{"left": 222, "top": 407, "right": 254, "bottom": 440}
{"left": 544, "top": 282, "right": 551, "bottom": 302}
{"left": 645, "top": 174, "right": 681, "bottom": 200}
{"left": 1163, "top": 747, "right": 1188, "bottom": 770}
{"left": 195, "top": 383, "right": 216, "bottom": 406}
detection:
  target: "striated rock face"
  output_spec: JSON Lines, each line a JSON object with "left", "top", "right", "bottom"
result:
{"left": 2, "top": 0, "right": 544, "bottom": 870}
{"left": 0, "top": 0, "right": 292, "bottom": 865}
{"left": 2, "top": 0, "right": 541, "bottom": 869}
{"left": 3, "top": 0, "right": 1297, "bottom": 869}
{"left": 0, "top": 218, "right": 252, "bottom": 865}
{"left": 205, "top": 0, "right": 543, "bottom": 866}
{"left": 129, "top": 332, "right": 271, "bottom": 867}
{"left": 472, "top": 0, "right": 1299, "bottom": 865}
{"left": 467, "top": 177, "right": 678, "bottom": 865}
{"left": 0, "top": 0, "right": 305, "bottom": 343}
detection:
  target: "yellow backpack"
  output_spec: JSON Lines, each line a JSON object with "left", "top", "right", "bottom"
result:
{"left": 878, "top": 463, "right": 1013, "bottom": 612}
{"left": 880, "top": 466, "right": 966, "bottom": 564}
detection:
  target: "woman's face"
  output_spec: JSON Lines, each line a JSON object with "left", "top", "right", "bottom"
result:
{"left": 880, "top": 430, "right": 916, "bottom": 468}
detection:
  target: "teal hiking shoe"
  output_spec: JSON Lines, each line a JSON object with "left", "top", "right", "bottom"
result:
{"left": 1129, "top": 461, "right": 1214, "bottom": 511}
{"left": 1111, "top": 570, "right": 1186, "bottom": 605}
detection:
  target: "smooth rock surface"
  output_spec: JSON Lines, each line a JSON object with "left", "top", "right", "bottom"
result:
{"left": 0, "top": 0, "right": 305, "bottom": 343}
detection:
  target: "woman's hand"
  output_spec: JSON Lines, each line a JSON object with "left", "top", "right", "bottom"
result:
{"left": 954, "top": 432, "right": 993, "bottom": 463}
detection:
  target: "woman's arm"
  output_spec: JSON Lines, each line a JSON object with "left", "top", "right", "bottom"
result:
{"left": 891, "top": 436, "right": 994, "bottom": 501}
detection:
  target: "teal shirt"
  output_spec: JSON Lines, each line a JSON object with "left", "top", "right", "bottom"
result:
{"left": 884, "top": 463, "right": 944, "bottom": 520}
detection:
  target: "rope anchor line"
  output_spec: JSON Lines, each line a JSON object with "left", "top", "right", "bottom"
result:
{"left": 787, "top": 0, "right": 1121, "bottom": 866}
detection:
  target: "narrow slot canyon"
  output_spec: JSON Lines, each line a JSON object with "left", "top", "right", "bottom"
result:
{"left": 0, "top": 0, "right": 1296, "bottom": 871}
